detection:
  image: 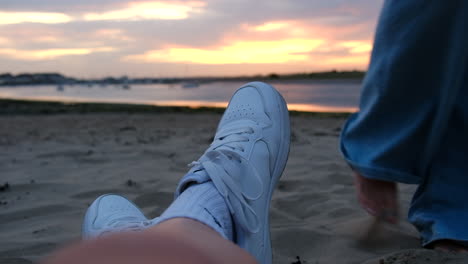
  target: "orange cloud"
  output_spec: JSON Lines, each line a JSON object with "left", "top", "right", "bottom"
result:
{"left": 0, "top": 37, "right": 10, "bottom": 45}
{"left": 238, "top": 20, "right": 372, "bottom": 68}
{"left": 338, "top": 41, "right": 372, "bottom": 54}
{"left": 318, "top": 54, "right": 370, "bottom": 67}
{"left": 125, "top": 18, "right": 372, "bottom": 69}
{"left": 125, "top": 39, "right": 324, "bottom": 64}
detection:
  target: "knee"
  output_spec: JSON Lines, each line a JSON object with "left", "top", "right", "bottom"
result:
{"left": 42, "top": 231, "right": 217, "bottom": 264}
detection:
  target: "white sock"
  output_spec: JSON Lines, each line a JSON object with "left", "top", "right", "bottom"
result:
{"left": 153, "top": 181, "right": 233, "bottom": 240}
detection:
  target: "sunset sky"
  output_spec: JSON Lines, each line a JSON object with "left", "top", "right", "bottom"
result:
{"left": 0, "top": 0, "right": 383, "bottom": 78}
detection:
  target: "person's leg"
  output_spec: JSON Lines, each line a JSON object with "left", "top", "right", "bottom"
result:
{"left": 47, "top": 82, "right": 290, "bottom": 263}
{"left": 43, "top": 218, "right": 257, "bottom": 264}
{"left": 409, "top": 63, "right": 468, "bottom": 251}
{"left": 341, "top": 0, "right": 468, "bottom": 243}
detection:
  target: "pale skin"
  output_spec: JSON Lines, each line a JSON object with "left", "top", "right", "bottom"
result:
{"left": 354, "top": 172, "right": 468, "bottom": 252}
{"left": 42, "top": 218, "right": 258, "bottom": 264}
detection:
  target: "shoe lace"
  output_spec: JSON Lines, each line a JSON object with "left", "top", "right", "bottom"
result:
{"left": 189, "top": 120, "right": 264, "bottom": 233}
{"left": 100, "top": 216, "right": 152, "bottom": 236}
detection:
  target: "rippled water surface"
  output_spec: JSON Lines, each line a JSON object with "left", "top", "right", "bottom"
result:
{"left": 0, "top": 80, "right": 361, "bottom": 112}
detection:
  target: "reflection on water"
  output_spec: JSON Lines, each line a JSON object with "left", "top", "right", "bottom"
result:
{"left": 0, "top": 80, "right": 361, "bottom": 112}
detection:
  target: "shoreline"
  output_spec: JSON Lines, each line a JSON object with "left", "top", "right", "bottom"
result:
{"left": 0, "top": 98, "right": 353, "bottom": 118}
{"left": 0, "top": 71, "right": 365, "bottom": 87}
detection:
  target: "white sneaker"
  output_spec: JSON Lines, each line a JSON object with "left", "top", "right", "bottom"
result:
{"left": 82, "top": 194, "right": 154, "bottom": 239}
{"left": 176, "top": 82, "right": 290, "bottom": 263}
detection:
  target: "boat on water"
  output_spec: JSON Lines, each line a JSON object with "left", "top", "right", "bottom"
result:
{"left": 181, "top": 82, "right": 199, "bottom": 89}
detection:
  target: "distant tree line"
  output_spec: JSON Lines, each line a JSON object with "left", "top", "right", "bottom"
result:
{"left": 265, "top": 70, "right": 365, "bottom": 80}
{"left": 0, "top": 70, "right": 366, "bottom": 86}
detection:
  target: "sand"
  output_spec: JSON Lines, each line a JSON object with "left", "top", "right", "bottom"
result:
{"left": 1, "top": 113, "right": 467, "bottom": 264}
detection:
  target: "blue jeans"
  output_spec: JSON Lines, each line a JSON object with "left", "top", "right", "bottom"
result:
{"left": 340, "top": 0, "right": 468, "bottom": 246}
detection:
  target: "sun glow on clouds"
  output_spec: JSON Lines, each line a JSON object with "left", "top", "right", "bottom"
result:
{"left": 253, "top": 22, "right": 289, "bottom": 32}
{"left": 0, "top": 37, "right": 10, "bottom": 45}
{"left": 339, "top": 41, "right": 372, "bottom": 54}
{"left": 312, "top": 42, "right": 371, "bottom": 67}
{"left": 322, "top": 55, "right": 369, "bottom": 66}
{"left": 244, "top": 21, "right": 307, "bottom": 36}
{"left": 0, "top": 47, "right": 114, "bottom": 60}
{"left": 126, "top": 39, "right": 324, "bottom": 64}
{"left": 0, "top": 1, "right": 204, "bottom": 25}
{"left": 0, "top": 11, "right": 72, "bottom": 25}
{"left": 83, "top": 1, "right": 205, "bottom": 21}
{"left": 125, "top": 19, "right": 371, "bottom": 67}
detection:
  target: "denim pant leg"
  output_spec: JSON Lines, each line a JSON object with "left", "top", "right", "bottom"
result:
{"left": 340, "top": 0, "right": 468, "bottom": 244}
{"left": 409, "top": 68, "right": 468, "bottom": 246}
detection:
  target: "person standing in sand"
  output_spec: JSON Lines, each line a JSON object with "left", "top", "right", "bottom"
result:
{"left": 340, "top": 0, "right": 468, "bottom": 252}
{"left": 42, "top": 82, "right": 290, "bottom": 264}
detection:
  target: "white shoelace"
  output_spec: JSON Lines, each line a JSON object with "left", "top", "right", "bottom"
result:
{"left": 100, "top": 216, "right": 152, "bottom": 236}
{"left": 189, "top": 121, "right": 264, "bottom": 233}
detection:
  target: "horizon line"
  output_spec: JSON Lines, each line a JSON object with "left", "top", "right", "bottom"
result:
{"left": 0, "top": 69, "right": 366, "bottom": 80}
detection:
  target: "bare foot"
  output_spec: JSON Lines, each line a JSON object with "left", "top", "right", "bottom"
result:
{"left": 354, "top": 172, "right": 399, "bottom": 224}
{"left": 430, "top": 240, "right": 468, "bottom": 253}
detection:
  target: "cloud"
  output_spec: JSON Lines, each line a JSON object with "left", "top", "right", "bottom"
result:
{"left": 251, "top": 22, "right": 289, "bottom": 32}
{"left": 92, "top": 28, "right": 133, "bottom": 42}
{"left": 0, "top": 1, "right": 205, "bottom": 25}
{"left": 238, "top": 20, "right": 309, "bottom": 39}
{"left": 287, "top": 39, "right": 372, "bottom": 68}
{"left": 125, "top": 38, "right": 324, "bottom": 64}
{"left": 83, "top": 1, "right": 205, "bottom": 21}
{"left": 0, "top": 47, "right": 114, "bottom": 60}
{"left": 0, "top": 0, "right": 150, "bottom": 13}
{"left": 126, "top": 18, "right": 370, "bottom": 66}
{"left": 0, "top": 11, "right": 72, "bottom": 25}
{"left": 0, "top": 0, "right": 384, "bottom": 76}
{"left": 338, "top": 41, "right": 372, "bottom": 54}
{"left": 307, "top": 40, "right": 372, "bottom": 57}
{"left": 317, "top": 54, "right": 369, "bottom": 67}
{"left": 0, "top": 37, "right": 11, "bottom": 45}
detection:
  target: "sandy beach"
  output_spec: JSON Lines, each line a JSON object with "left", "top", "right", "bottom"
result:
{"left": 1, "top": 111, "right": 467, "bottom": 264}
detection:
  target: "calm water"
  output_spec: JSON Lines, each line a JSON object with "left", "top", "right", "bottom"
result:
{"left": 0, "top": 80, "right": 361, "bottom": 112}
